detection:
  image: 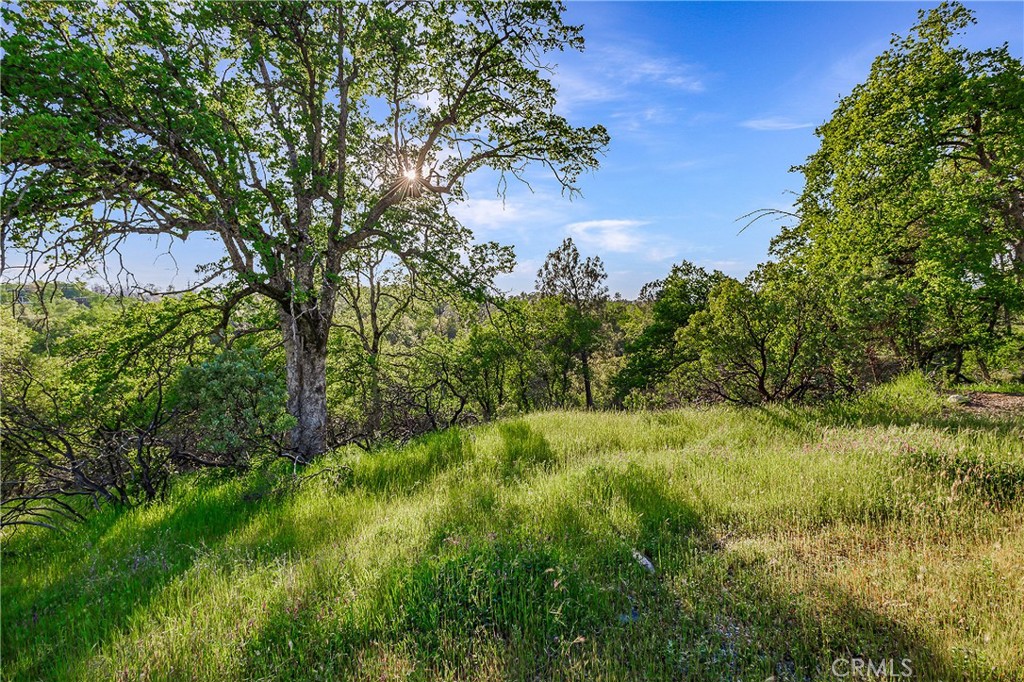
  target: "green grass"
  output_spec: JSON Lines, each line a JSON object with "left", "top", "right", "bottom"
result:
{"left": 3, "top": 375, "right": 1024, "bottom": 680}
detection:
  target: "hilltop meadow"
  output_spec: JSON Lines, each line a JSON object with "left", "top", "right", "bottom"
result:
{"left": 4, "top": 376, "right": 1024, "bottom": 680}
{"left": 2, "top": 1, "right": 1024, "bottom": 680}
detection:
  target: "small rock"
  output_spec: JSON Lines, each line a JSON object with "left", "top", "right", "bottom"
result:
{"left": 632, "top": 549, "right": 655, "bottom": 574}
{"left": 948, "top": 394, "right": 971, "bottom": 405}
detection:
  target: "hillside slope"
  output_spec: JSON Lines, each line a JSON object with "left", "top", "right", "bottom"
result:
{"left": 3, "top": 376, "right": 1023, "bottom": 681}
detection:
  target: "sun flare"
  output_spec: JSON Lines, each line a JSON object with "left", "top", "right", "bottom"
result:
{"left": 403, "top": 168, "right": 418, "bottom": 182}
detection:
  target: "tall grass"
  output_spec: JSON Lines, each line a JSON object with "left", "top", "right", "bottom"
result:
{"left": 3, "top": 375, "right": 1023, "bottom": 680}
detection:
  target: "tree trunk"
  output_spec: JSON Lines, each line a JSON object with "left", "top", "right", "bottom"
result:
{"left": 581, "top": 350, "right": 594, "bottom": 409}
{"left": 366, "top": 354, "right": 383, "bottom": 439}
{"left": 948, "top": 345, "right": 967, "bottom": 385}
{"left": 279, "top": 306, "right": 330, "bottom": 463}
{"left": 977, "top": 353, "right": 992, "bottom": 382}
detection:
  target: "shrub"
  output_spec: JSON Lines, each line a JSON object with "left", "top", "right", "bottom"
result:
{"left": 170, "top": 347, "right": 294, "bottom": 467}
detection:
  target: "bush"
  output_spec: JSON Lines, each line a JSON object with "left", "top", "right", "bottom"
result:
{"left": 170, "top": 347, "right": 294, "bottom": 467}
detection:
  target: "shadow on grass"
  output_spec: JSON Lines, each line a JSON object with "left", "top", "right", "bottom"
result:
{"left": 228, "top": 459, "right": 978, "bottom": 681}
{"left": 822, "top": 400, "right": 1024, "bottom": 439}
{"left": 1, "top": 481, "right": 265, "bottom": 679}
{"left": 749, "top": 404, "right": 821, "bottom": 439}
{"left": 493, "top": 421, "right": 557, "bottom": 480}
{"left": 5, "top": 412, "right": 1006, "bottom": 680}
{"left": 644, "top": 546, "right": 977, "bottom": 682}
{"left": 904, "top": 447, "right": 1024, "bottom": 508}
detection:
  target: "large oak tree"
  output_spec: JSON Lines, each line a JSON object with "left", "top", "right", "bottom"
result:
{"left": 781, "top": 2, "right": 1024, "bottom": 374}
{"left": 2, "top": 1, "right": 608, "bottom": 459}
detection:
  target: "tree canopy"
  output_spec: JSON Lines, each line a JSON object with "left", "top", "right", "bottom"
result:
{"left": 536, "top": 237, "right": 607, "bottom": 408}
{"left": 2, "top": 1, "right": 609, "bottom": 458}
{"left": 780, "top": 2, "right": 1024, "bottom": 376}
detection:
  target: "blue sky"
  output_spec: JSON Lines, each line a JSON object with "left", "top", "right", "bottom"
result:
{"left": 120, "top": 1, "right": 1023, "bottom": 298}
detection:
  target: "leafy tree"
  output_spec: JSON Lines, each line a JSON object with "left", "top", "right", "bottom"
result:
{"left": 2, "top": 1, "right": 608, "bottom": 460}
{"left": 450, "top": 312, "right": 518, "bottom": 421}
{"left": 780, "top": 2, "right": 1024, "bottom": 379}
{"left": 329, "top": 245, "right": 424, "bottom": 442}
{"left": 536, "top": 237, "right": 608, "bottom": 408}
{"left": 327, "top": 254, "right": 509, "bottom": 446}
{"left": 523, "top": 294, "right": 578, "bottom": 408}
{"left": 680, "top": 265, "right": 847, "bottom": 404}
{"left": 1, "top": 287, "right": 300, "bottom": 528}
{"left": 613, "top": 261, "right": 722, "bottom": 404}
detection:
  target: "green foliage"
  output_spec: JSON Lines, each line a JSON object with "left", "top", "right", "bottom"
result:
{"left": 613, "top": 261, "right": 723, "bottom": 405}
{"left": 2, "top": 0, "right": 608, "bottom": 458}
{"left": 1, "top": 294, "right": 222, "bottom": 513}
{"left": 172, "top": 348, "right": 295, "bottom": 464}
{"left": 833, "top": 372, "right": 948, "bottom": 423}
{"left": 680, "top": 264, "right": 849, "bottom": 404}
{"left": 0, "top": 289, "right": 296, "bottom": 528}
{"left": 781, "top": 2, "right": 1024, "bottom": 378}
{"left": 536, "top": 238, "right": 609, "bottom": 409}
{"left": 523, "top": 294, "right": 581, "bottom": 408}
{"left": 5, "top": 3, "right": 1024, "bottom": 672}
{"left": 2, "top": 1, "right": 602, "bottom": 291}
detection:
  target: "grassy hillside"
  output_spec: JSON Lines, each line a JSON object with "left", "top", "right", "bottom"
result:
{"left": 3, "top": 376, "right": 1023, "bottom": 681}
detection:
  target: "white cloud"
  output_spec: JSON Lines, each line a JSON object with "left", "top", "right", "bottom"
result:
{"left": 610, "top": 106, "right": 677, "bottom": 132}
{"left": 565, "top": 219, "right": 649, "bottom": 253}
{"left": 643, "top": 245, "right": 680, "bottom": 263}
{"left": 740, "top": 117, "right": 815, "bottom": 131}
{"left": 450, "top": 196, "right": 563, "bottom": 233}
{"left": 553, "top": 46, "right": 706, "bottom": 114}
{"left": 411, "top": 89, "right": 443, "bottom": 113}
{"left": 709, "top": 259, "right": 743, "bottom": 269}
{"left": 495, "top": 257, "right": 543, "bottom": 294}
{"left": 621, "top": 53, "right": 705, "bottom": 93}
{"left": 551, "top": 70, "right": 622, "bottom": 111}
{"left": 708, "top": 260, "right": 751, "bottom": 277}
{"left": 822, "top": 40, "right": 888, "bottom": 100}
{"left": 659, "top": 158, "right": 708, "bottom": 172}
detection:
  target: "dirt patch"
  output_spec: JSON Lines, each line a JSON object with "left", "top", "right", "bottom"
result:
{"left": 953, "top": 392, "right": 1024, "bottom": 418}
